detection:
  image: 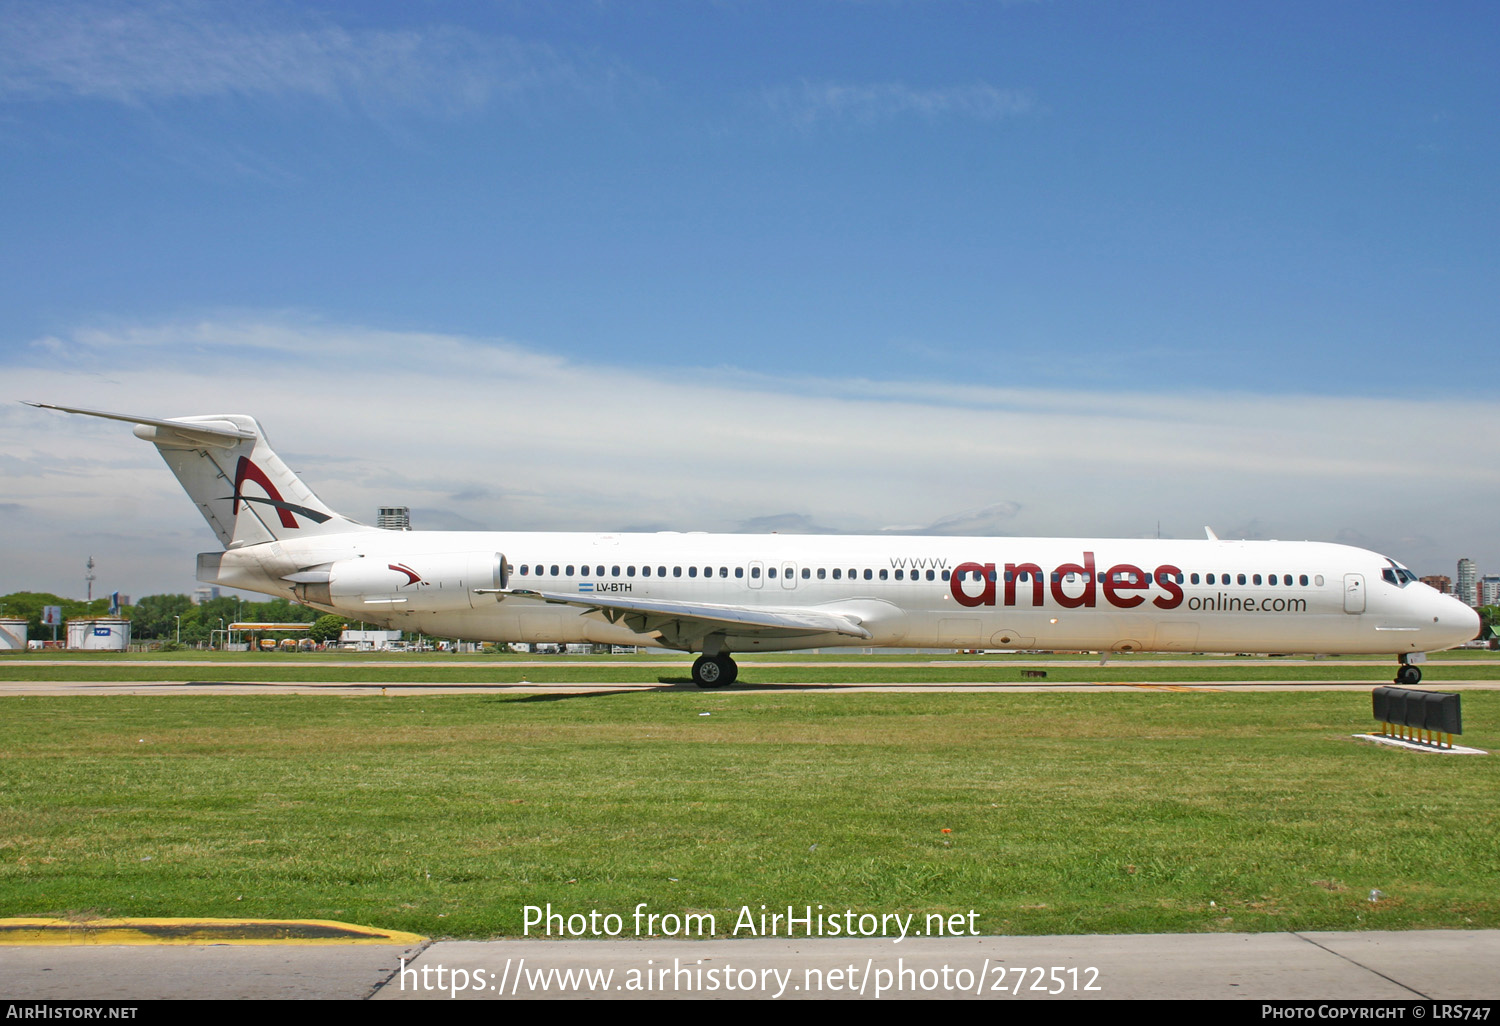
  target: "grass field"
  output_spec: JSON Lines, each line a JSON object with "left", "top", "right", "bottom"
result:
{"left": 2, "top": 684, "right": 1497, "bottom": 940}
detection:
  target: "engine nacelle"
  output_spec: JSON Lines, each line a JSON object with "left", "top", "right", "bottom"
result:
{"left": 294, "top": 551, "right": 507, "bottom": 613}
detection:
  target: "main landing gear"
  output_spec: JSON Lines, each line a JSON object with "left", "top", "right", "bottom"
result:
{"left": 691, "top": 654, "right": 738, "bottom": 688}
{"left": 1395, "top": 655, "right": 1422, "bottom": 686}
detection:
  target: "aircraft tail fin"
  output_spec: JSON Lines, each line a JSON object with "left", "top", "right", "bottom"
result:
{"left": 26, "top": 403, "right": 376, "bottom": 548}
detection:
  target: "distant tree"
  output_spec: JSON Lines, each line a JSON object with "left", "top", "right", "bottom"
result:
{"left": 130, "top": 594, "right": 195, "bottom": 640}
{"left": 308, "top": 615, "right": 346, "bottom": 645}
{"left": 1479, "top": 606, "right": 1499, "bottom": 638}
{"left": 252, "top": 597, "right": 318, "bottom": 623}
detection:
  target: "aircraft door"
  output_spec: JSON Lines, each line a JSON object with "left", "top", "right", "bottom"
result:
{"left": 1343, "top": 574, "right": 1366, "bottom": 614}
{"left": 781, "top": 562, "right": 798, "bottom": 589}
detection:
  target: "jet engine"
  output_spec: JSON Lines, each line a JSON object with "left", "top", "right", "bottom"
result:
{"left": 291, "top": 551, "right": 507, "bottom": 613}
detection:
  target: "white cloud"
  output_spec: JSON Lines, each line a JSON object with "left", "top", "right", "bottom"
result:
{"left": 3, "top": 315, "right": 1496, "bottom": 597}
{"left": 0, "top": 1, "right": 618, "bottom": 116}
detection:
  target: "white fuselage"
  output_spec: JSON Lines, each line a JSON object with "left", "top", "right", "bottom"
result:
{"left": 209, "top": 532, "right": 1479, "bottom": 656}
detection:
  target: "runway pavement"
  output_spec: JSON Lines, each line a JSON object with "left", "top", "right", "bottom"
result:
{"left": 4, "top": 655, "right": 1496, "bottom": 696}
{"left": 2, "top": 930, "right": 1498, "bottom": 1000}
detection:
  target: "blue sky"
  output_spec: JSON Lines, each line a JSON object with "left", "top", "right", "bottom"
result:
{"left": 2, "top": 1, "right": 1496, "bottom": 597}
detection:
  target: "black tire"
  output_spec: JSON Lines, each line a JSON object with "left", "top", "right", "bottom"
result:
{"left": 1396, "top": 664, "right": 1422, "bottom": 686}
{"left": 718, "top": 655, "right": 739, "bottom": 686}
{"left": 692, "top": 655, "right": 727, "bottom": 688}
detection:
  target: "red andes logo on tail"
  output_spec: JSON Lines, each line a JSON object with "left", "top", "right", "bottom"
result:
{"left": 950, "top": 552, "right": 1183, "bottom": 610}
{"left": 233, "top": 456, "right": 298, "bottom": 528}
{"left": 226, "top": 457, "right": 334, "bottom": 528}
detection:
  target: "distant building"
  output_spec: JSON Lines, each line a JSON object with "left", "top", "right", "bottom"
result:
{"left": 340, "top": 629, "right": 404, "bottom": 651}
{"left": 1420, "top": 575, "right": 1452, "bottom": 594}
{"left": 1481, "top": 575, "right": 1500, "bottom": 607}
{"left": 1457, "top": 558, "right": 1478, "bottom": 607}
{"left": 193, "top": 586, "right": 220, "bottom": 605}
{"left": 378, "top": 506, "right": 411, "bottom": 530}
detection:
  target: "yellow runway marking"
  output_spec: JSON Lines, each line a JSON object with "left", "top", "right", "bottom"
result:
{"left": 0, "top": 917, "right": 426, "bottom": 946}
{"left": 1126, "top": 684, "right": 1226, "bottom": 692}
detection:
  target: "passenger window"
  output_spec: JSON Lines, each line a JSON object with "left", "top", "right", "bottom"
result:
{"left": 896, "top": 569, "right": 905, "bottom": 580}
{"left": 802, "top": 568, "right": 810, "bottom": 579}
{"left": 596, "top": 566, "right": 605, "bottom": 577}
{"left": 1283, "top": 575, "right": 1292, "bottom": 586}
{"left": 520, "top": 565, "right": 529, "bottom": 576}
{"left": 1238, "top": 574, "right": 1247, "bottom": 585}
{"left": 735, "top": 567, "right": 743, "bottom": 579}
{"left": 768, "top": 567, "right": 776, "bottom": 579}
{"left": 566, "top": 565, "right": 574, "bottom": 576}
{"left": 641, "top": 566, "right": 650, "bottom": 577}
{"left": 865, "top": 569, "right": 873, "bottom": 580}
{"left": 719, "top": 567, "right": 727, "bottom": 578}
{"left": 1191, "top": 573, "right": 1200, "bottom": 584}
{"left": 818, "top": 568, "right": 827, "bottom": 580}
{"left": 673, "top": 566, "right": 682, "bottom": 578}
{"left": 689, "top": 567, "right": 698, "bottom": 578}
{"left": 1299, "top": 575, "right": 1308, "bottom": 586}
{"left": 550, "top": 564, "right": 559, "bottom": 576}
{"left": 751, "top": 566, "right": 761, "bottom": 579}
{"left": 628, "top": 566, "right": 636, "bottom": 577}
{"left": 1267, "top": 574, "right": 1276, "bottom": 586}
{"left": 1315, "top": 575, "right": 1324, "bottom": 586}
{"left": 580, "top": 565, "right": 589, "bottom": 577}
{"left": 879, "top": 569, "right": 888, "bottom": 580}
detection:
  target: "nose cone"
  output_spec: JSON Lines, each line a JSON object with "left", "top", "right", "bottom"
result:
{"left": 1433, "top": 595, "right": 1482, "bottom": 650}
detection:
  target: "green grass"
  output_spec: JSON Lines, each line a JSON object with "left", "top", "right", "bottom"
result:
{"left": 1, "top": 691, "right": 1496, "bottom": 939}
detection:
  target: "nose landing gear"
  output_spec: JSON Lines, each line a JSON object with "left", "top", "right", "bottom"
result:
{"left": 1395, "top": 655, "right": 1422, "bottom": 686}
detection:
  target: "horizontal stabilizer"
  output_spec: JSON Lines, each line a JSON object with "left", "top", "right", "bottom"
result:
{"left": 24, "top": 402, "right": 256, "bottom": 445}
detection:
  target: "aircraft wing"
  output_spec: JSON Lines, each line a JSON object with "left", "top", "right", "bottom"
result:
{"left": 497, "top": 588, "right": 872, "bottom": 644}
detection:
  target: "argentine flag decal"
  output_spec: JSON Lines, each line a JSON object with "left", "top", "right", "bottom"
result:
{"left": 578, "top": 582, "right": 595, "bottom": 593}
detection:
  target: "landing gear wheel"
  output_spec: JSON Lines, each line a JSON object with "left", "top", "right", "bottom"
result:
{"left": 693, "top": 655, "right": 727, "bottom": 688}
{"left": 692, "top": 654, "right": 738, "bottom": 688}
{"left": 1396, "top": 664, "right": 1422, "bottom": 686}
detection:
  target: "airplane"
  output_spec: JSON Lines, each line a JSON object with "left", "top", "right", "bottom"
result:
{"left": 27, "top": 402, "right": 1481, "bottom": 687}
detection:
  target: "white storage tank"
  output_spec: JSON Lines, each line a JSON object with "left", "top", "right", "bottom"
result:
{"left": 66, "top": 618, "right": 131, "bottom": 651}
{"left": 0, "top": 619, "right": 26, "bottom": 651}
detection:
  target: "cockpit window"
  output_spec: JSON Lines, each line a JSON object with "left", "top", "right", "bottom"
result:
{"left": 1383, "top": 562, "right": 1418, "bottom": 587}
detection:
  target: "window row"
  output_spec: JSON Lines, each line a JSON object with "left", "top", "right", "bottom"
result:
{"left": 514, "top": 563, "right": 1329, "bottom": 588}
{"left": 515, "top": 563, "right": 941, "bottom": 581}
